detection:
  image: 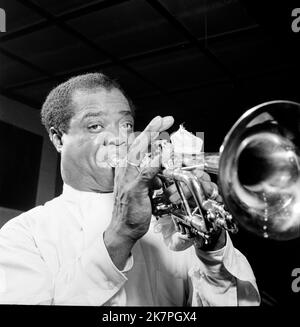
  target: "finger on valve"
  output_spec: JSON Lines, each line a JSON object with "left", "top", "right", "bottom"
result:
{"left": 165, "top": 183, "right": 192, "bottom": 204}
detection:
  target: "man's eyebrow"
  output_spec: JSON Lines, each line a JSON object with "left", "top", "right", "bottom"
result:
{"left": 120, "top": 110, "right": 133, "bottom": 117}
{"left": 81, "top": 110, "right": 133, "bottom": 121}
{"left": 81, "top": 112, "right": 104, "bottom": 121}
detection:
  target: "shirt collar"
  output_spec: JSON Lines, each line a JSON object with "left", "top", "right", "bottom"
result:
{"left": 61, "top": 183, "right": 114, "bottom": 202}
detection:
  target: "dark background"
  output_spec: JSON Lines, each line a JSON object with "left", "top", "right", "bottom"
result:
{"left": 0, "top": 0, "right": 300, "bottom": 305}
{"left": 0, "top": 121, "right": 42, "bottom": 211}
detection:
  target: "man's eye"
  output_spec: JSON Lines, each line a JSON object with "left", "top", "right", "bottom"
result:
{"left": 121, "top": 122, "right": 133, "bottom": 131}
{"left": 88, "top": 124, "right": 103, "bottom": 132}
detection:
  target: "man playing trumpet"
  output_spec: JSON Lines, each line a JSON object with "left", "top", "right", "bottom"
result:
{"left": 0, "top": 73, "right": 260, "bottom": 306}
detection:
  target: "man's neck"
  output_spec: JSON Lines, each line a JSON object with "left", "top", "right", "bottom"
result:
{"left": 63, "top": 177, "right": 113, "bottom": 194}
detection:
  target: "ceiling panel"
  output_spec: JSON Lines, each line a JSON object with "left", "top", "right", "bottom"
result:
{"left": 160, "top": 0, "right": 256, "bottom": 38}
{"left": 209, "top": 33, "right": 293, "bottom": 77}
{"left": 0, "top": 52, "right": 43, "bottom": 87}
{"left": 1, "top": 25, "right": 109, "bottom": 75}
{"left": 129, "top": 47, "right": 227, "bottom": 90}
{"left": 11, "top": 65, "right": 158, "bottom": 107}
{"left": 32, "top": 0, "right": 107, "bottom": 15}
{"left": 12, "top": 80, "right": 59, "bottom": 106}
{"left": 240, "top": 71, "right": 300, "bottom": 106}
{"left": 68, "top": 0, "right": 187, "bottom": 58}
{"left": 0, "top": 0, "right": 44, "bottom": 33}
{"left": 100, "top": 66, "right": 157, "bottom": 97}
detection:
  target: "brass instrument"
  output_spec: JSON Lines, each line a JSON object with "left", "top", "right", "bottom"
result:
{"left": 152, "top": 100, "right": 300, "bottom": 242}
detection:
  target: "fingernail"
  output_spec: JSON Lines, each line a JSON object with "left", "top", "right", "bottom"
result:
{"left": 150, "top": 116, "right": 162, "bottom": 129}
{"left": 162, "top": 116, "right": 174, "bottom": 126}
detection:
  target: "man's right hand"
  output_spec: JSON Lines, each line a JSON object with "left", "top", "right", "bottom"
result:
{"left": 104, "top": 116, "right": 174, "bottom": 270}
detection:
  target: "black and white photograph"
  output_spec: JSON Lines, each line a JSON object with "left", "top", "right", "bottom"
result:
{"left": 0, "top": 0, "right": 299, "bottom": 321}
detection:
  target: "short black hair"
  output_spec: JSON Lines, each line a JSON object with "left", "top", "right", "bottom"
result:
{"left": 41, "top": 72, "right": 134, "bottom": 134}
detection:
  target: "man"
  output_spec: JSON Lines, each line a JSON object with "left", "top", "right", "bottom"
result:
{"left": 0, "top": 73, "right": 260, "bottom": 305}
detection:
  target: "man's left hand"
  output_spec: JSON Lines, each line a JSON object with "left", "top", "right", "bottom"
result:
{"left": 163, "top": 169, "right": 226, "bottom": 252}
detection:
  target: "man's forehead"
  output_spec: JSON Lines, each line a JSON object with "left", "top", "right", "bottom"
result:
{"left": 71, "top": 88, "right": 131, "bottom": 115}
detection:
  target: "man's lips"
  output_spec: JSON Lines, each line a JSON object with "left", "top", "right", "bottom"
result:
{"left": 96, "top": 144, "right": 128, "bottom": 168}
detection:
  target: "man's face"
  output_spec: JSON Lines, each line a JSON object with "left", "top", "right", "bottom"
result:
{"left": 60, "top": 87, "right": 134, "bottom": 192}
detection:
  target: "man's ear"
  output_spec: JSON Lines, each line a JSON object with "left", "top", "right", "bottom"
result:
{"left": 49, "top": 127, "right": 63, "bottom": 153}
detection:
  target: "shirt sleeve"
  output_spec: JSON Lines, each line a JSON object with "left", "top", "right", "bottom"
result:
{"left": 53, "top": 233, "right": 133, "bottom": 305}
{"left": 187, "top": 232, "right": 260, "bottom": 306}
{"left": 0, "top": 218, "right": 53, "bottom": 304}
{"left": 0, "top": 217, "right": 133, "bottom": 305}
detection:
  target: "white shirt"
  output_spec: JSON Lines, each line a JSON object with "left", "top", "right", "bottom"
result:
{"left": 0, "top": 184, "right": 260, "bottom": 306}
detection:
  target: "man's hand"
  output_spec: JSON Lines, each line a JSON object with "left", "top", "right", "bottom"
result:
{"left": 104, "top": 116, "right": 174, "bottom": 270}
{"left": 166, "top": 170, "right": 223, "bottom": 205}
{"left": 163, "top": 170, "right": 226, "bottom": 252}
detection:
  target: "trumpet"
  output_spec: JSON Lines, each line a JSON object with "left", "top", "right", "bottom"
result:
{"left": 152, "top": 100, "right": 300, "bottom": 242}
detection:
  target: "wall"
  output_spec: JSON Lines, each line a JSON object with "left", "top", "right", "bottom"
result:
{"left": 0, "top": 95, "right": 58, "bottom": 227}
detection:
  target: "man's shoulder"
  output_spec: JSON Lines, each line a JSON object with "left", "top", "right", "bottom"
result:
{"left": 1, "top": 195, "right": 65, "bottom": 231}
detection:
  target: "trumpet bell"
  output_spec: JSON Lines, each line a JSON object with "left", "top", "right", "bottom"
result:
{"left": 219, "top": 100, "right": 300, "bottom": 240}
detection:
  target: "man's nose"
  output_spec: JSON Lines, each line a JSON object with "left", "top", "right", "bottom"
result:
{"left": 102, "top": 128, "right": 125, "bottom": 146}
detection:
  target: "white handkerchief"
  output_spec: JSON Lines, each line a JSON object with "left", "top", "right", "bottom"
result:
{"left": 170, "top": 125, "right": 203, "bottom": 155}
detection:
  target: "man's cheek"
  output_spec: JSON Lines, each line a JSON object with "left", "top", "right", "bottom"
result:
{"left": 64, "top": 141, "right": 89, "bottom": 160}
{"left": 70, "top": 136, "right": 103, "bottom": 162}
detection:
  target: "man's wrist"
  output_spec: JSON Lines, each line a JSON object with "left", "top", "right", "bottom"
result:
{"left": 194, "top": 229, "right": 226, "bottom": 252}
{"left": 104, "top": 228, "right": 135, "bottom": 270}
